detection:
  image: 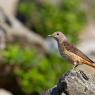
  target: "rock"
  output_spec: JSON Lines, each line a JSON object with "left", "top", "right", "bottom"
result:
{"left": 0, "top": 9, "right": 50, "bottom": 54}
{"left": 42, "top": 64, "right": 95, "bottom": 95}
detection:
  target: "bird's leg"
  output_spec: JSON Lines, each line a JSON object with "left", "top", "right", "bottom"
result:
{"left": 74, "top": 64, "right": 79, "bottom": 68}
{"left": 72, "top": 62, "right": 82, "bottom": 75}
{"left": 73, "top": 62, "right": 78, "bottom": 70}
{"left": 73, "top": 62, "right": 86, "bottom": 76}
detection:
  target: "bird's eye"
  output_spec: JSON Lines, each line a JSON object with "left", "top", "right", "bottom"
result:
{"left": 57, "top": 33, "right": 59, "bottom": 35}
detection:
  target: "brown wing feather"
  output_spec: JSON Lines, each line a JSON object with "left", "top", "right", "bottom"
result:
{"left": 63, "top": 41, "right": 94, "bottom": 63}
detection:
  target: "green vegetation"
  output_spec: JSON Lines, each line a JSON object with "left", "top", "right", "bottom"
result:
{"left": 4, "top": 45, "right": 71, "bottom": 94}
{"left": 3, "top": 0, "right": 87, "bottom": 94}
{"left": 18, "top": 0, "right": 86, "bottom": 43}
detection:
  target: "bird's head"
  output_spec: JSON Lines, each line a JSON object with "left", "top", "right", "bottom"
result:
{"left": 48, "top": 32, "right": 67, "bottom": 42}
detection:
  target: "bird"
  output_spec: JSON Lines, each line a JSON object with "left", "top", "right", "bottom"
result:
{"left": 48, "top": 32, "right": 95, "bottom": 68}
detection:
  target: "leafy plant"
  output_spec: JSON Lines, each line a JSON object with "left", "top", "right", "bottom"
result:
{"left": 3, "top": 45, "right": 72, "bottom": 94}
{"left": 18, "top": 0, "right": 86, "bottom": 43}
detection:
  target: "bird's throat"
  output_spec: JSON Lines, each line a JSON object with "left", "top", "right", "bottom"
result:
{"left": 58, "top": 41, "right": 65, "bottom": 57}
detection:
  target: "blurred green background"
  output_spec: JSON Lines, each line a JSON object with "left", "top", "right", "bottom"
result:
{"left": 1, "top": 0, "right": 87, "bottom": 95}
{"left": 17, "top": 0, "right": 86, "bottom": 43}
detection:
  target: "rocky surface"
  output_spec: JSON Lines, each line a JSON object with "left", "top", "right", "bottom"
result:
{"left": 42, "top": 64, "right": 95, "bottom": 95}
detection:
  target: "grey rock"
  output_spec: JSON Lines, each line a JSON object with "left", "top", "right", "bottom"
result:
{"left": 42, "top": 64, "right": 95, "bottom": 95}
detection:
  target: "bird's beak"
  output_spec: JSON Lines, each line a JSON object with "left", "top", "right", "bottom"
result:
{"left": 48, "top": 35, "right": 52, "bottom": 37}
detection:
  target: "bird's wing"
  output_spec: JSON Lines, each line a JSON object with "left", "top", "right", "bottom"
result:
{"left": 63, "top": 41, "right": 94, "bottom": 63}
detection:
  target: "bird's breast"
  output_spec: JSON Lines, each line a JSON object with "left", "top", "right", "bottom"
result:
{"left": 64, "top": 49, "right": 88, "bottom": 65}
{"left": 58, "top": 43, "right": 71, "bottom": 61}
{"left": 58, "top": 43, "right": 65, "bottom": 57}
